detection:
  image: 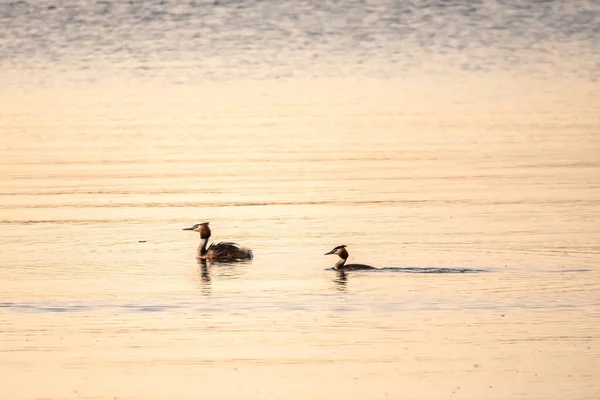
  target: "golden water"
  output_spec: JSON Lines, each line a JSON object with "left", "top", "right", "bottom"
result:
{"left": 2, "top": 0, "right": 600, "bottom": 398}
{"left": 1, "top": 75, "right": 599, "bottom": 399}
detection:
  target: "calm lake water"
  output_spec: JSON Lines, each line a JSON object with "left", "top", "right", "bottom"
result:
{"left": 1, "top": 0, "right": 600, "bottom": 399}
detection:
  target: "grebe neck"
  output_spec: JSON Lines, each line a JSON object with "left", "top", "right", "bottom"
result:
{"left": 334, "top": 257, "right": 347, "bottom": 270}
{"left": 198, "top": 237, "right": 209, "bottom": 256}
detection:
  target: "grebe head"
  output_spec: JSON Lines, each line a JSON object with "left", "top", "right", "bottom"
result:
{"left": 324, "top": 245, "right": 349, "bottom": 260}
{"left": 183, "top": 222, "right": 211, "bottom": 239}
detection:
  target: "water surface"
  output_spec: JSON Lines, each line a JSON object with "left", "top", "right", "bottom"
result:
{"left": 1, "top": 1, "right": 599, "bottom": 399}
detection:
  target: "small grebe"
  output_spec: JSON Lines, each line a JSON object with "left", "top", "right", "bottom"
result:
{"left": 324, "top": 245, "right": 375, "bottom": 271}
{"left": 183, "top": 222, "right": 253, "bottom": 260}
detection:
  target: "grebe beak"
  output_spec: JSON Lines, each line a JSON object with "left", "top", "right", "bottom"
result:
{"left": 324, "top": 249, "right": 336, "bottom": 255}
{"left": 183, "top": 227, "right": 194, "bottom": 231}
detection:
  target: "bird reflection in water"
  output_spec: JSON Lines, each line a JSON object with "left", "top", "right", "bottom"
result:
{"left": 197, "top": 259, "right": 212, "bottom": 296}
{"left": 333, "top": 270, "right": 348, "bottom": 292}
{"left": 195, "top": 259, "right": 252, "bottom": 296}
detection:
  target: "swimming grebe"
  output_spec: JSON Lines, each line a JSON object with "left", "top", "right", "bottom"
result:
{"left": 183, "top": 222, "right": 253, "bottom": 260}
{"left": 324, "top": 245, "right": 375, "bottom": 271}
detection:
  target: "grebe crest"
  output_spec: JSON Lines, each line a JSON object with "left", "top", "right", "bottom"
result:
{"left": 324, "top": 245, "right": 375, "bottom": 271}
{"left": 183, "top": 222, "right": 253, "bottom": 260}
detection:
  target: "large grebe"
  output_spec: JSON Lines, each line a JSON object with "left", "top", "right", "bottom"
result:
{"left": 183, "top": 222, "right": 253, "bottom": 260}
{"left": 324, "top": 245, "right": 375, "bottom": 271}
